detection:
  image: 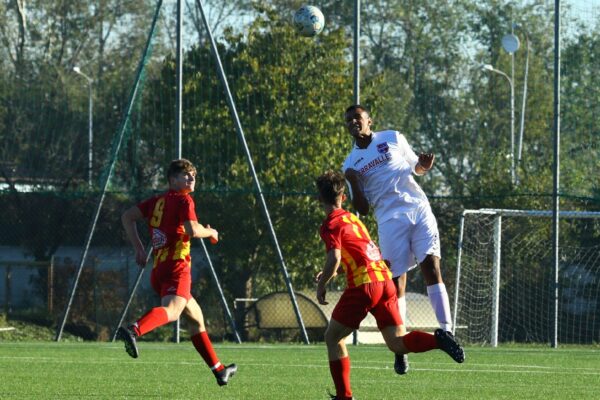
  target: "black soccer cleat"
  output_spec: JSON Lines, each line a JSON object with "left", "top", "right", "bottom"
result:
{"left": 215, "top": 363, "right": 237, "bottom": 386}
{"left": 117, "top": 326, "right": 139, "bottom": 359}
{"left": 435, "top": 329, "right": 465, "bottom": 363}
{"left": 394, "top": 353, "right": 410, "bottom": 375}
{"left": 328, "top": 392, "right": 354, "bottom": 400}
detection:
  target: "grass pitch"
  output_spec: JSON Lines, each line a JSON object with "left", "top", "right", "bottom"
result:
{"left": 1, "top": 341, "right": 599, "bottom": 399}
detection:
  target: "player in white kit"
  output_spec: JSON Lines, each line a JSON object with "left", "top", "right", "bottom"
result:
{"left": 342, "top": 105, "right": 464, "bottom": 374}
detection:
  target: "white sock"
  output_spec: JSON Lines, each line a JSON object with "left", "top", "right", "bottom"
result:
{"left": 398, "top": 295, "right": 407, "bottom": 328}
{"left": 427, "top": 283, "right": 453, "bottom": 332}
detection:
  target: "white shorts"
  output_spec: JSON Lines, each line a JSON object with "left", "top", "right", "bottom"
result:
{"left": 377, "top": 203, "right": 441, "bottom": 278}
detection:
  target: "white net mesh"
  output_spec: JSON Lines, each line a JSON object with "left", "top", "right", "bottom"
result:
{"left": 454, "top": 209, "right": 600, "bottom": 345}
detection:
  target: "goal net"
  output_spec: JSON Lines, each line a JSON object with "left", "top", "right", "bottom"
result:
{"left": 453, "top": 209, "right": 600, "bottom": 346}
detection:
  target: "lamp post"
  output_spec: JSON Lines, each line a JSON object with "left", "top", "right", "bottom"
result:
{"left": 483, "top": 63, "right": 515, "bottom": 184}
{"left": 514, "top": 24, "right": 530, "bottom": 178}
{"left": 73, "top": 66, "right": 93, "bottom": 187}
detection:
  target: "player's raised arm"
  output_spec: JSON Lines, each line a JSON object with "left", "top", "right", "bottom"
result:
{"left": 344, "top": 168, "right": 369, "bottom": 216}
{"left": 121, "top": 206, "right": 147, "bottom": 267}
{"left": 183, "top": 220, "right": 219, "bottom": 243}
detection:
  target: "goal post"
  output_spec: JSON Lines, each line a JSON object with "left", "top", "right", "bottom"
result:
{"left": 453, "top": 209, "right": 600, "bottom": 347}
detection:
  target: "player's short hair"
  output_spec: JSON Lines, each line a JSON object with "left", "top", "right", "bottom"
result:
{"left": 345, "top": 104, "right": 369, "bottom": 115}
{"left": 167, "top": 158, "right": 196, "bottom": 180}
{"left": 316, "top": 170, "right": 346, "bottom": 205}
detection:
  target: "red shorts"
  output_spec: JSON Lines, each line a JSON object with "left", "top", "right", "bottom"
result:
{"left": 150, "top": 261, "right": 192, "bottom": 300}
{"left": 331, "top": 280, "right": 401, "bottom": 330}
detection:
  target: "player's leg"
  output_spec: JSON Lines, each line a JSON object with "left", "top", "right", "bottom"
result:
{"left": 412, "top": 204, "right": 453, "bottom": 332}
{"left": 325, "top": 319, "right": 355, "bottom": 400}
{"left": 380, "top": 216, "right": 413, "bottom": 375}
{"left": 182, "top": 297, "right": 237, "bottom": 386}
{"left": 391, "top": 274, "right": 409, "bottom": 374}
{"left": 419, "top": 254, "right": 453, "bottom": 332}
{"left": 327, "top": 286, "right": 371, "bottom": 400}
{"left": 116, "top": 294, "right": 186, "bottom": 359}
{"left": 373, "top": 281, "right": 463, "bottom": 363}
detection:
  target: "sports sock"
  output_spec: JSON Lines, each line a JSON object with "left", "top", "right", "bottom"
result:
{"left": 398, "top": 295, "right": 407, "bottom": 327}
{"left": 402, "top": 330, "right": 438, "bottom": 353}
{"left": 134, "top": 307, "right": 169, "bottom": 336}
{"left": 191, "top": 331, "right": 224, "bottom": 373}
{"left": 427, "top": 283, "right": 453, "bottom": 332}
{"left": 329, "top": 356, "right": 352, "bottom": 400}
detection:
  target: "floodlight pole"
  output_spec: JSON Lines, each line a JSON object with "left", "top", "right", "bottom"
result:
{"left": 73, "top": 66, "right": 93, "bottom": 187}
{"left": 353, "top": 0, "right": 360, "bottom": 104}
{"left": 482, "top": 64, "right": 515, "bottom": 184}
{"left": 515, "top": 25, "right": 530, "bottom": 174}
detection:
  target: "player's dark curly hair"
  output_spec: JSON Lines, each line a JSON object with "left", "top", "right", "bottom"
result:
{"left": 167, "top": 158, "right": 196, "bottom": 180}
{"left": 316, "top": 170, "right": 346, "bottom": 205}
{"left": 345, "top": 104, "right": 369, "bottom": 115}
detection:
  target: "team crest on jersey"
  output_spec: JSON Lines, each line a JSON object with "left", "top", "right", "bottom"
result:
{"left": 151, "top": 228, "right": 167, "bottom": 249}
{"left": 377, "top": 142, "right": 389, "bottom": 154}
{"left": 365, "top": 241, "right": 382, "bottom": 261}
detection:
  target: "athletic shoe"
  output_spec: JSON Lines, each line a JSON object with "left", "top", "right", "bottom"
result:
{"left": 435, "top": 329, "right": 465, "bottom": 363}
{"left": 394, "top": 353, "right": 410, "bottom": 375}
{"left": 327, "top": 390, "right": 353, "bottom": 400}
{"left": 215, "top": 363, "right": 237, "bottom": 386}
{"left": 116, "top": 326, "right": 139, "bottom": 359}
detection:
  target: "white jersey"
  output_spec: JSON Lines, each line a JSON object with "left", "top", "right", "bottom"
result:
{"left": 342, "top": 130, "right": 429, "bottom": 224}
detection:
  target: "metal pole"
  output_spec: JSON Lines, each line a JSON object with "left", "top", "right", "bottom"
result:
{"left": 491, "top": 215, "right": 502, "bottom": 347}
{"left": 510, "top": 57, "right": 515, "bottom": 185}
{"left": 199, "top": 239, "right": 242, "bottom": 343}
{"left": 173, "top": 0, "right": 183, "bottom": 344}
{"left": 353, "top": 0, "right": 360, "bottom": 104}
{"left": 452, "top": 212, "right": 466, "bottom": 336}
{"left": 195, "top": 0, "right": 309, "bottom": 344}
{"left": 517, "top": 29, "right": 530, "bottom": 165}
{"left": 73, "top": 66, "right": 93, "bottom": 187}
{"left": 176, "top": 0, "right": 183, "bottom": 158}
{"left": 88, "top": 83, "right": 93, "bottom": 187}
{"left": 352, "top": 0, "right": 360, "bottom": 346}
{"left": 551, "top": 0, "right": 561, "bottom": 349}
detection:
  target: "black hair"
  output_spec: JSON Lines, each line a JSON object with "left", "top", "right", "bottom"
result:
{"left": 345, "top": 104, "right": 370, "bottom": 115}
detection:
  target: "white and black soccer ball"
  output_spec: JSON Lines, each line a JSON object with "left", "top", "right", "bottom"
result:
{"left": 293, "top": 5, "right": 325, "bottom": 37}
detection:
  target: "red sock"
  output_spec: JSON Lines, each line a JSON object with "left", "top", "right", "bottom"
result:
{"left": 329, "top": 356, "right": 352, "bottom": 399}
{"left": 402, "top": 330, "right": 438, "bottom": 353}
{"left": 191, "top": 331, "right": 224, "bottom": 372}
{"left": 134, "top": 307, "right": 169, "bottom": 336}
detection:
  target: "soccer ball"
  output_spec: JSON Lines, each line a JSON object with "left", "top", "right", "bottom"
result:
{"left": 293, "top": 5, "right": 325, "bottom": 37}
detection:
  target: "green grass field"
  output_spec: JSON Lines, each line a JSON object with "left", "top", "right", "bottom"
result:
{"left": 1, "top": 341, "right": 599, "bottom": 399}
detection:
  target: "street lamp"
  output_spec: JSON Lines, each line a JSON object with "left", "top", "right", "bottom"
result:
{"left": 513, "top": 24, "right": 530, "bottom": 178}
{"left": 73, "top": 66, "right": 93, "bottom": 187}
{"left": 482, "top": 63, "right": 515, "bottom": 184}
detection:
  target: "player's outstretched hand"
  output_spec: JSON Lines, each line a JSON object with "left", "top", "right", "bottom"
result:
{"left": 418, "top": 153, "right": 435, "bottom": 171}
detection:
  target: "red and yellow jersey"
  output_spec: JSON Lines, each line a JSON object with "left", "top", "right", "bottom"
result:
{"left": 137, "top": 190, "right": 197, "bottom": 269}
{"left": 320, "top": 208, "right": 392, "bottom": 288}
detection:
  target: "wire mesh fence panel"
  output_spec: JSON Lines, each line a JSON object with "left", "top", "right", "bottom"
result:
{"left": 0, "top": 1, "right": 599, "bottom": 343}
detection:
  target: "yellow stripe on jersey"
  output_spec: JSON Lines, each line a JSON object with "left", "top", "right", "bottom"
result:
{"left": 173, "top": 239, "right": 191, "bottom": 261}
{"left": 154, "top": 247, "right": 169, "bottom": 268}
